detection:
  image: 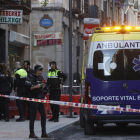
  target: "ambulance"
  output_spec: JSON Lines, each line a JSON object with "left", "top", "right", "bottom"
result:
{"left": 80, "top": 25, "right": 140, "bottom": 135}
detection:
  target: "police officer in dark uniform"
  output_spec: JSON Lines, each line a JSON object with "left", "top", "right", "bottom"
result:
{"left": 24, "top": 61, "right": 34, "bottom": 76}
{"left": 0, "top": 61, "right": 13, "bottom": 122}
{"left": 24, "top": 60, "right": 34, "bottom": 120}
{"left": 25, "top": 65, "right": 51, "bottom": 138}
{"left": 14, "top": 62, "right": 27, "bottom": 122}
{"left": 47, "top": 61, "right": 67, "bottom": 122}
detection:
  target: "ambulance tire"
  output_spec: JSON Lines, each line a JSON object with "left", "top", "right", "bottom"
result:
{"left": 80, "top": 109, "right": 84, "bottom": 128}
{"left": 84, "top": 120, "right": 94, "bottom": 135}
{"left": 116, "top": 123, "right": 128, "bottom": 127}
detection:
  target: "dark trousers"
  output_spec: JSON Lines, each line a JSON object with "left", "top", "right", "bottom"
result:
{"left": 0, "top": 89, "right": 11, "bottom": 119}
{"left": 16, "top": 87, "right": 26, "bottom": 118}
{"left": 49, "top": 89, "right": 61, "bottom": 119}
{"left": 30, "top": 102, "right": 46, "bottom": 134}
{"left": 0, "top": 97, "right": 10, "bottom": 119}
{"left": 27, "top": 102, "right": 30, "bottom": 117}
{"left": 25, "top": 91, "right": 31, "bottom": 117}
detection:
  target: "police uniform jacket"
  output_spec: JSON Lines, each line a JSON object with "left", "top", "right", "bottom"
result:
{"left": 25, "top": 74, "right": 48, "bottom": 99}
{"left": 0, "top": 70, "right": 13, "bottom": 95}
{"left": 47, "top": 69, "right": 67, "bottom": 89}
{"left": 14, "top": 68, "right": 27, "bottom": 88}
{"left": 27, "top": 68, "right": 34, "bottom": 77}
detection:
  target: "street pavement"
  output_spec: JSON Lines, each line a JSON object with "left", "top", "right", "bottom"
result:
{"left": 0, "top": 115, "right": 79, "bottom": 140}
{"left": 50, "top": 122, "right": 140, "bottom": 140}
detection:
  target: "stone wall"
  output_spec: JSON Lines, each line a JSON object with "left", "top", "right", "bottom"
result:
{"left": 31, "top": 9, "right": 63, "bottom": 75}
{"left": 31, "top": 7, "right": 84, "bottom": 81}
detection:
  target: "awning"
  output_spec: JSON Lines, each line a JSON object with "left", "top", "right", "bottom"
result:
{"left": 9, "top": 30, "right": 29, "bottom": 47}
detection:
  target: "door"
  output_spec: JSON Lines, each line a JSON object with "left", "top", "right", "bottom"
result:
{"left": 8, "top": 45, "right": 20, "bottom": 77}
{"left": 124, "top": 33, "right": 140, "bottom": 114}
{"left": 91, "top": 34, "right": 126, "bottom": 115}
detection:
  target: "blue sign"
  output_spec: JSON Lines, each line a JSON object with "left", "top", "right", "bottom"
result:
{"left": 133, "top": 55, "right": 140, "bottom": 72}
{"left": 40, "top": 18, "right": 53, "bottom": 28}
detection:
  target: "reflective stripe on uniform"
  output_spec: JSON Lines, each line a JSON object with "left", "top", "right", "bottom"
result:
{"left": 20, "top": 76, "right": 27, "bottom": 78}
{"left": 48, "top": 76, "right": 58, "bottom": 78}
{"left": 0, "top": 74, "right": 8, "bottom": 77}
{"left": 48, "top": 69, "right": 61, "bottom": 79}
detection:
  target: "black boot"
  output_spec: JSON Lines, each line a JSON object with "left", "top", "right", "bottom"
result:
{"left": 54, "top": 118, "right": 59, "bottom": 122}
{"left": 16, "top": 117, "right": 25, "bottom": 122}
{"left": 5, "top": 118, "right": 9, "bottom": 122}
{"left": 48, "top": 117, "right": 54, "bottom": 121}
{"left": 26, "top": 116, "right": 30, "bottom": 120}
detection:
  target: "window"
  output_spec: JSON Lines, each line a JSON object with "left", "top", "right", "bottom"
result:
{"left": 124, "top": 49, "right": 140, "bottom": 80}
{"left": 93, "top": 49, "right": 124, "bottom": 81}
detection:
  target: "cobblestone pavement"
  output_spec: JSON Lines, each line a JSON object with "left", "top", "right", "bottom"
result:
{"left": 49, "top": 122, "right": 140, "bottom": 140}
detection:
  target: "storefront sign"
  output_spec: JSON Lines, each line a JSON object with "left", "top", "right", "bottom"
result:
{"left": 0, "top": 10, "right": 23, "bottom": 24}
{"left": 40, "top": 14, "right": 53, "bottom": 29}
{"left": 34, "top": 32, "right": 63, "bottom": 46}
{"left": 84, "top": 18, "right": 100, "bottom": 40}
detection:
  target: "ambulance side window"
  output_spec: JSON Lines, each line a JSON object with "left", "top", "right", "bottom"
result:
{"left": 124, "top": 49, "right": 140, "bottom": 80}
{"left": 93, "top": 49, "right": 124, "bottom": 81}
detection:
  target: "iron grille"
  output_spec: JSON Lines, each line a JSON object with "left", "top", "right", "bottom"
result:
{"left": 84, "top": 0, "right": 89, "bottom": 15}
{"left": 10, "top": 0, "right": 31, "bottom": 8}
{"left": 73, "top": 0, "right": 81, "bottom": 10}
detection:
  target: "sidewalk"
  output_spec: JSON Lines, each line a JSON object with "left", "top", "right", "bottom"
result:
{"left": 0, "top": 115, "right": 79, "bottom": 140}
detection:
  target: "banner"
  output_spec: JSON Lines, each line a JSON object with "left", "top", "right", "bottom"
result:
{"left": 0, "top": 10, "right": 23, "bottom": 24}
{"left": 34, "top": 32, "right": 63, "bottom": 46}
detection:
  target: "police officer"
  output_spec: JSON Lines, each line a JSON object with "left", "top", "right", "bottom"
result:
{"left": 14, "top": 62, "right": 27, "bottom": 122}
{"left": 24, "top": 60, "right": 34, "bottom": 76}
{"left": 47, "top": 61, "right": 67, "bottom": 122}
{"left": 24, "top": 60, "right": 34, "bottom": 120}
{"left": 0, "top": 61, "right": 13, "bottom": 122}
{"left": 25, "top": 65, "right": 51, "bottom": 138}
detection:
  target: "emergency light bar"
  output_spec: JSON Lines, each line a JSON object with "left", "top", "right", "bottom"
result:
{"left": 94, "top": 26, "right": 140, "bottom": 33}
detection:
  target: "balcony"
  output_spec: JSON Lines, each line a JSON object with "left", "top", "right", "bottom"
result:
{"left": 72, "top": 0, "right": 81, "bottom": 14}
{"left": 10, "top": 0, "right": 31, "bottom": 15}
{"left": 115, "top": 0, "right": 125, "bottom": 7}
{"left": 115, "top": 0, "right": 126, "bottom": 3}
{"left": 78, "top": 0, "right": 89, "bottom": 19}
{"left": 0, "top": 0, "right": 11, "bottom": 5}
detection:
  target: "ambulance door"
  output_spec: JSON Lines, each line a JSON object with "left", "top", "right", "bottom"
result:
{"left": 123, "top": 33, "right": 140, "bottom": 114}
{"left": 92, "top": 33, "right": 126, "bottom": 115}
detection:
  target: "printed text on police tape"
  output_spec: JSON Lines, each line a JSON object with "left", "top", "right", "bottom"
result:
{"left": 0, "top": 94, "right": 140, "bottom": 113}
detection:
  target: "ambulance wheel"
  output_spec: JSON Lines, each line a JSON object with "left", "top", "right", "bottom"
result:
{"left": 84, "top": 120, "right": 94, "bottom": 135}
{"left": 116, "top": 123, "right": 128, "bottom": 127}
{"left": 80, "top": 109, "right": 84, "bottom": 128}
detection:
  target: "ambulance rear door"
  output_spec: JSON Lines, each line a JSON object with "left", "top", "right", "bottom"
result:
{"left": 123, "top": 33, "right": 140, "bottom": 114}
{"left": 92, "top": 33, "right": 126, "bottom": 115}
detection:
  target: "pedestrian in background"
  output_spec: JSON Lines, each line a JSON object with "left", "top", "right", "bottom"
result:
{"left": 24, "top": 60, "right": 34, "bottom": 120}
{"left": 14, "top": 62, "right": 27, "bottom": 122}
{"left": 25, "top": 65, "right": 51, "bottom": 138}
{"left": 47, "top": 61, "right": 67, "bottom": 122}
{"left": 0, "top": 61, "right": 13, "bottom": 122}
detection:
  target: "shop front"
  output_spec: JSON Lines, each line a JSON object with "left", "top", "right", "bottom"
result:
{"left": 8, "top": 31, "right": 29, "bottom": 77}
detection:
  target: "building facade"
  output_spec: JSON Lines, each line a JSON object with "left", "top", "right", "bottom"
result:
{"left": 0, "top": 0, "right": 31, "bottom": 77}
{"left": 31, "top": 0, "right": 90, "bottom": 91}
{"left": 90, "top": 0, "right": 139, "bottom": 27}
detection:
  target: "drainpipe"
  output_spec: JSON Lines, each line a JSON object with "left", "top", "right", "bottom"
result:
{"left": 29, "top": 13, "right": 32, "bottom": 68}
{"left": 113, "top": 0, "right": 115, "bottom": 25}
